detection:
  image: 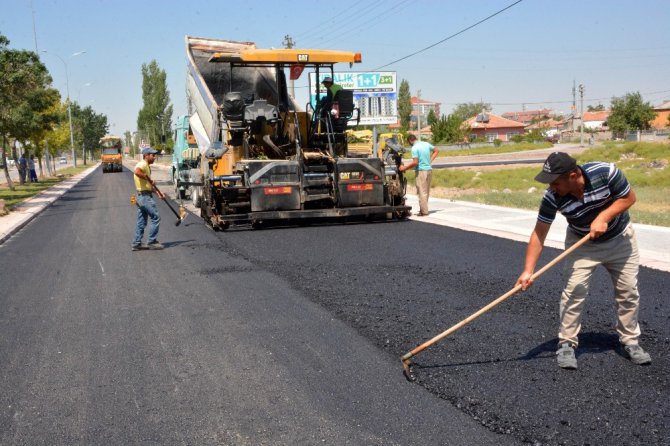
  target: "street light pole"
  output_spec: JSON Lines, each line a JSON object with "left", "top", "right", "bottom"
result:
{"left": 41, "top": 50, "right": 85, "bottom": 166}
{"left": 579, "top": 84, "right": 584, "bottom": 147}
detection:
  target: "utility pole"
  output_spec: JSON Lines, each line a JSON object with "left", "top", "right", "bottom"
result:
{"left": 283, "top": 35, "right": 296, "bottom": 99}
{"left": 417, "top": 90, "right": 421, "bottom": 141}
{"left": 30, "top": 0, "right": 38, "bottom": 52}
{"left": 579, "top": 83, "right": 584, "bottom": 147}
{"left": 572, "top": 80, "right": 576, "bottom": 132}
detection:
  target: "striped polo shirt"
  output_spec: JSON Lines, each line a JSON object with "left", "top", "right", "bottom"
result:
{"left": 537, "top": 162, "right": 632, "bottom": 242}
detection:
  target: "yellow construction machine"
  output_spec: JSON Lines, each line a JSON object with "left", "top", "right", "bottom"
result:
{"left": 184, "top": 36, "right": 410, "bottom": 229}
{"left": 100, "top": 135, "right": 123, "bottom": 173}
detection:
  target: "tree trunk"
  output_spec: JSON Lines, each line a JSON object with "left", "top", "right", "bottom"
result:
{"left": 2, "top": 135, "right": 15, "bottom": 191}
{"left": 15, "top": 140, "right": 25, "bottom": 185}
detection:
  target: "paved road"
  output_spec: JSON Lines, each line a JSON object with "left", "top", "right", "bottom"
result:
{"left": 0, "top": 166, "right": 516, "bottom": 445}
{"left": 199, "top": 215, "right": 669, "bottom": 446}
{"left": 1, "top": 164, "right": 667, "bottom": 445}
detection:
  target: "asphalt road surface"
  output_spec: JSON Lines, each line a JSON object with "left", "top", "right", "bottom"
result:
{"left": 1, "top": 166, "right": 667, "bottom": 445}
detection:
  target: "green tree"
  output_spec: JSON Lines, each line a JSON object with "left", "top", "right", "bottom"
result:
{"left": 124, "top": 130, "right": 135, "bottom": 158}
{"left": 43, "top": 102, "right": 71, "bottom": 169}
{"left": 587, "top": 103, "right": 605, "bottom": 112}
{"left": 608, "top": 92, "right": 656, "bottom": 137}
{"left": 431, "top": 114, "right": 467, "bottom": 144}
{"left": 137, "top": 60, "right": 173, "bottom": 152}
{"left": 426, "top": 109, "right": 437, "bottom": 126}
{"left": 452, "top": 102, "right": 491, "bottom": 122}
{"left": 25, "top": 91, "right": 62, "bottom": 176}
{"left": 71, "top": 102, "right": 108, "bottom": 163}
{"left": 0, "top": 33, "right": 57, "bottom": 188}
{"left": 397, "top": 79, "right": 411, "bottom": 132}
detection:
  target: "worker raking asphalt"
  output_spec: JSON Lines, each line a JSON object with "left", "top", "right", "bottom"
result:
{"left": 211, "top": 221, "right": 668, "bottom": 446}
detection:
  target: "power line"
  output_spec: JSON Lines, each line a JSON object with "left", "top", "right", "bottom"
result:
{"left": 315, "top": 0, "right": 412, "bottom": 48}
{"left": 293, "top": 0, "right": 359, "bottom": 40}
{"left": 373, "top": 0, "right": 524, "bottom": 70}
{"left": 298, "top": 0, "right": 385, "bottom": 44}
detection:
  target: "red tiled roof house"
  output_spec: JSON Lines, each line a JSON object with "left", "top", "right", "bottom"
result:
{"left": 465, "top": 112, "right": 526, "bottom": 142}
{"left": 650, "top": 100, "right": 670, "bottom": 129}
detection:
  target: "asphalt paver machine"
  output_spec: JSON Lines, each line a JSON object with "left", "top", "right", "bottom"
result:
{"left": 185, "top": 36, "right": 410, "bottom": 229}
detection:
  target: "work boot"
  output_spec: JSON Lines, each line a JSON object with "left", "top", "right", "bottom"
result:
{"left": 147, "top": 241, "right": 164, "bottom": 250}
{"left": 556, "top": 343, "right": 577, "bottom": 369}
{"left": 624, "top": 344, "right": 652, "bottom": 365}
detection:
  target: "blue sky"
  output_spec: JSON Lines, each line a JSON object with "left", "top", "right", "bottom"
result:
{"left": 2, "top": 0, "right": 669, "bottom": 134}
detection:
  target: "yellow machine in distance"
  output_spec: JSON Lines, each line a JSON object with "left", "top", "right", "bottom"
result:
{"left": 346, "top": 130, "right": 407, "bottom": 158}
{"left": 100, "top": 135, "right": 123, "bottom": 173}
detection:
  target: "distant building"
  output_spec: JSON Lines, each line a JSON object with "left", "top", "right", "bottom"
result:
{"left": 357, "top": 94, "right": 397, "bottom": 117}
{"left": 465, "top": 112, "right": 526, "bottom": 142}
{"left": 411, "top": 96, "right": 441, "bottom": 128}
{"left": 650, "top": 100, "right": 670, "bottom": 129}
{"left": 502, "top": 108, "right": 554, "bottom": 125}
{"left": 407, "top": 125, "right": 433, "bottom": 141}
{"left": 526, "top": 119, "right": 567, "bottom": 137}
{"left": 582, "top": 111, "right": 610, "bottom": 130}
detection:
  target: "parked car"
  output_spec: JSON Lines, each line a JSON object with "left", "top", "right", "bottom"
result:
{"left": 545, "top": 135, "right": 560, "bottom": 144}
{"left": 59, "top": 156, "right": 67, "bottom": 164}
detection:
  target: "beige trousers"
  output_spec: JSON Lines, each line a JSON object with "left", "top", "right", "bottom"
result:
{"left": 415, "top": 170, "right": 432, "bottom": 215}
{"left": 559, "top": 225, "right": 642, "bottom": 347}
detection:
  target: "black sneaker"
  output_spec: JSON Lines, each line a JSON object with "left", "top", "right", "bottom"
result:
{"left": 146, "top": 241, "right": 164, "bottom": 250}
{"left": 131, "top": 244, "right": 142, "bottom": 251}
{"left": 556, "top": 343, "right": 577, "bottom": 369}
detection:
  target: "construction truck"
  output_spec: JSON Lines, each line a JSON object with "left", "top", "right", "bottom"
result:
{"left": 346, "top": 129, "right": 373, "bottom": 157}
{"left": 346, "top": 130, "right": 406, "bottom": 158}
{"left": 100, "top": 135, "right": 123, "bottom": 173}
{"left": 183, "top": 36, "right": 410, "bottom": 229}
{"left": 171, "top": 115, "right": 202, "bottom": 204}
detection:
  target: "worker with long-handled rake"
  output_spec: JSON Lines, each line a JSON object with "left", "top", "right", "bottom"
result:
{"left": 400, "top": 152, "right": 651, "bottom": 381}
{"left": 517, "top": 152, "right": 651, "bottom": 370}
{"left": 131, "top": 147, "right": 184, "bottom": 251}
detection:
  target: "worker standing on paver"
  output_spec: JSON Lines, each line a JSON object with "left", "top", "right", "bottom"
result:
{"left": 399, "top": 134, "right": 438, "bottom": 216}
{"left": 320, "top": 76, "right": 342, "bottom": 113}
{"left": 516, "top": 152, "right": 651, "bottom": 369}
{"left": 131, "top": 147, "right": 164, "bottom": 251}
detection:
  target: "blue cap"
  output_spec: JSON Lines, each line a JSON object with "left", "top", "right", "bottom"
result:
{"left": 141, "top": 147, "right": 158, "bottom": 156}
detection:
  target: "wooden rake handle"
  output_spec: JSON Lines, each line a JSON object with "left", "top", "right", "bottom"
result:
{"left": 401, "top": 233, "right": 591, "bottom": 362}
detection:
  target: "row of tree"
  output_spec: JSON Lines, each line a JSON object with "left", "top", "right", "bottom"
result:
{"left": 0, "top": 34, "right": 108, "bottom": 190}
{"left": 395, "top": 78, "right": 661, "bottom": 144}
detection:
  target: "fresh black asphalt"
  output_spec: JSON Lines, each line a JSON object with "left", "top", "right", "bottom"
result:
{"left": 0, "top": 166, "right": 667, "bottom": 445}
{"left": 1, "top": 168, "right": 514, "bottom": 444}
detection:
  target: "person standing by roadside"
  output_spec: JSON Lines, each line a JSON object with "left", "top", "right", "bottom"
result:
{"left": 399, "top": 134, "right": 438, "bottom": 216}
{"left": 516, "top": 152, "right": 651, "bottom": 369}
{"left": 131, "top": 147, "right": 164, "bottom": 251}
{"left": 18, "top": 152, "right": 27, "bottom": 184}
{"left": 28, "top": 154, "right": 38, "bottom": 182}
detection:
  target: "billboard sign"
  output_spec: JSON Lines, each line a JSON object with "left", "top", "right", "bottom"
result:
{"left": 309, "top": 71, "right": 397, "bottom": 126}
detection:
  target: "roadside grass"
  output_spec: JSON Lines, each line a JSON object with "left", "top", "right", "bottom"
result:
{"left": 408, "top": 141, "right": 670, "bottom": 227}
{"left": 0, "top": 165, "right": 93, "bottom": 210}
